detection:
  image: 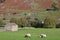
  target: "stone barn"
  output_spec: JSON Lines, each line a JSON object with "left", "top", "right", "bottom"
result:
{"left": 4, "top": 23, "right": 18, "bottom": 31}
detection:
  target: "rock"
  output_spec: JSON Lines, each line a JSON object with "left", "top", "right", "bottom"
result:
{"left": 4, "top": 23, "right": 18, "bottom": 31}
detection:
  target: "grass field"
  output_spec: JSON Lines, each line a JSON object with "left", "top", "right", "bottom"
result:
{"left": 0, "top": 28, "right": 60, "bottom": 40}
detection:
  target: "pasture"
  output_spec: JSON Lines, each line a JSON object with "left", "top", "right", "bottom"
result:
{"left": 0, "top": 28, "right": 60, "bottom": 40}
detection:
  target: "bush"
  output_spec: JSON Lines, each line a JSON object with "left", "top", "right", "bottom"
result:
{"left": 52, "top": 2, "right": 59, "bottom": 10}
{"left": 10, "top": 16, "right": 42, "bottom": 28}
{"left": 20, "top": 17, "right": 31, "bottom": 27}
{"left": 0, "top": 18, "right": 6, "bottom": 27}
{"left": 10, "top": 17, "right": 22, "bottom": 27}
{"left": 56, "top": 23, "right": 60, "bottom": 28}
{"left": 10, "top": 17, "right": 31, "bottom": 27}
{"left": 43, "top": 15, "right": 56, "bottom": 28}
{"left": 29, "top": 18, "right": 42, "bottom": 28}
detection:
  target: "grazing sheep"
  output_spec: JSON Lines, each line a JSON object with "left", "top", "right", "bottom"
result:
{"left": 40, "top": 34, "right": 46, "bottom": 38}
{"left": 25, "top": 33, "right": 31, "bottom": 38}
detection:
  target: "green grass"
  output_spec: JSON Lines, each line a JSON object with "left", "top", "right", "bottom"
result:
{"left": 0, "top": 28, "right": 60, "bottom": 40}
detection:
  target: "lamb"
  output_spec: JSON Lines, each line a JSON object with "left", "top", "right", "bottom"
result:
{"left": 40, "top": 34, "right": 46, "bottom": 38}
{"left": 25, "top": 33, "right": 31, "bottom": 38}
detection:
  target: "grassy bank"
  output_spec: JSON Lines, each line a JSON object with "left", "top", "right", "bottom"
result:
{"left": 0, "top": 28, "right": 60, "bottom": 40}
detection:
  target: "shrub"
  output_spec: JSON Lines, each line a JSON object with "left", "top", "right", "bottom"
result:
{"left": 56, "top": 23, "right": 60, "bottom": 28}
{"left": 29, "top": 18, "right": 42, "bottom": 28}
{"left": 10, "top": 17, "right": 21, "bottom": 27}
{"left": 10, "top": 17, "right": 31, "bottom": 27}
{"left": 0, "top": 18, "right": 6, "bottom": 27}
{"left": 20, "top": 17, "right": 31, "bottom": 27}
{"left": 43, "top": 15, "right": 56, "bottom": 28}
{"left": 52, "top": 2, "right": 59, "bottom": 10}
{"left": 10, "top": 15, "right": 43, "bottom": 28}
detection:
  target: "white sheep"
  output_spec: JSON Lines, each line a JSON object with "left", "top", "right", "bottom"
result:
{"left": 25, "top": 33, "right": 31, "bottom": 38}
{"left": 40, "top": 34, "right": 46, "bottom": 38}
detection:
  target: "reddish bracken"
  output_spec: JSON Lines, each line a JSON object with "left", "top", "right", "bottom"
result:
{"left": 0, "top": 0, "right": 59, "bottom": 10}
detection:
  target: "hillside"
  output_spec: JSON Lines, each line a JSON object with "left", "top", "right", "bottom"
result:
{"left": 0, "top": 0, "right": 60, "bottom": 10}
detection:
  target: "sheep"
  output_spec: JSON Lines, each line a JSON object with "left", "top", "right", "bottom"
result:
{"left": 25, "top": 33, "right": 31, "bottom": 38}
{"left": 40, "top": 34, "right": 46, "bottom": 38}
